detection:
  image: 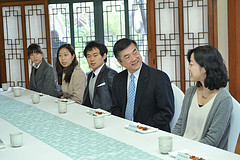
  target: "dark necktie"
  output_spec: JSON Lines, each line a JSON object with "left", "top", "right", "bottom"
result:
{"left": 34, "top": 68, "right": 38, "bottom": 75}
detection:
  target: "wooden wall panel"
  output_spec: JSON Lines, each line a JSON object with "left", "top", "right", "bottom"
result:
{"left": 228, "top": 0, "right": 240, "bottom": 102}
{"left": 228, "top": 0, "right": 240, "bottom": 154}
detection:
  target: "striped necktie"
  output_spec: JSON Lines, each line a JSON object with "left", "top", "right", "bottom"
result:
{"left": 125, "top": 74, "right": 136, "bottom": 121}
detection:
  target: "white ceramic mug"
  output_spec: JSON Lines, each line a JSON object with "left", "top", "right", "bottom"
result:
{"left": 2, "top": 83, "right": 8, "bottom": 91}
{"left": 31, "top": 94, "right": 40, "bottom": 104}
{"left": 13, "top": 88, "right": 21, "bottom": 97}
{"left": 10, "top": 132, "right": 23, "bottom": 147}
{"left": 158, "top": 136, "right": 172, "bottom": 154}
{"left": 93, "top": 115, "right": 104, "bottom": 129}
{"left": 58, "top": 99, "right": 67, "bottom": 113}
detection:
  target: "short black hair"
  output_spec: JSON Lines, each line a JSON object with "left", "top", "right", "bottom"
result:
{"left": 187, "top": 45, "right": 229, "bottom": 90}
{"left": 27, "top": 44, "right": 43, "bottom": 58}
{"left": 83, "top": 41, "right": 107, "bottom": 62}
{"left": 113, "top": 38, "right": 138, "bottom": 62}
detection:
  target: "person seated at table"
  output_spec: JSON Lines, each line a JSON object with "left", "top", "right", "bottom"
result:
{"left": 28, "top": 44, "right": 58, "bottom": 97}
{"left": 55, "top": 44, "right": 87, "bottom": 104}
{"left": 82, "top": 41, "right": 117, "bottom": 111}
{"left": 111, "top": 38, "right": 174, "bottom": 132}
{"left": 172, "top": 45, "right": 233, "bottom": 150}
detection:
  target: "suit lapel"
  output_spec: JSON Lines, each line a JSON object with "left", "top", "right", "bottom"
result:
{"left": 121, "top": 70, "right": 128, "bottom": 112}
{"left": 93, "top": 64, "right": 107, "bottom": 95}
{"left": 134, "top": 63, "right": 149, "bottom": 115}
{"left": 83, "top": 72, "right": 92, "bottom": 101}
{"left": 34, "top": 58, "right": 45, "bottom": 81}
{"left": 31, "top": 58, "right": 46, "bottom": 88}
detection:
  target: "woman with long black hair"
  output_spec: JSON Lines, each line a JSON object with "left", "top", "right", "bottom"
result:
{"left": 55, "top": 44, "right": 86, "bottom": 104}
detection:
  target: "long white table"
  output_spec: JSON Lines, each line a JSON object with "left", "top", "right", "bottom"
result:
{"left": 0, "top": 88, "right": 240, "bottom": 160}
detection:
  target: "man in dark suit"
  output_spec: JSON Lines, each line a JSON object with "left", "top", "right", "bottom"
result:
{"left": 111, "top": 38, "right": 174, "bottom": 132}
{"left": 82, "top": 41, "right": 117, "bottom": 111}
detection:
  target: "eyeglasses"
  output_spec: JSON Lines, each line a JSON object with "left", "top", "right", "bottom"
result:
{"left": 122, "top": 49, "right": 139, "bottom": 61}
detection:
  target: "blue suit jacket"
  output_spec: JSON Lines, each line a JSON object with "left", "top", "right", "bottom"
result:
{"left": 82, "top": 64, "right": 117, "bottom": 111}
{"left": 111, "top": 63, "right": 174, "bottom": 132}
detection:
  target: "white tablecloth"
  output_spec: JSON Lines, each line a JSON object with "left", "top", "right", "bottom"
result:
{"left": 0, "top": 88, "right": 240, "bottom": 160}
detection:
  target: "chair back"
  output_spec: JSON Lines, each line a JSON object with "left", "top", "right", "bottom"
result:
{"left": 170, "top": 83, "right": 184, "bottom": 131}
{"left": 228, "top": 97, "right": 240, "bottom": 152}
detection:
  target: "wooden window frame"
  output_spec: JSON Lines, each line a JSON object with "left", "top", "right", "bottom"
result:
{"left": 147, "top": 0, "right": 217, "bottom": 92}
{"left": 0, "top": 0, "right": 51, "bottom": 88}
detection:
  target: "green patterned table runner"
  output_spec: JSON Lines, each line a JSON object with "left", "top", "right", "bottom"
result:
{"left": 0, "top": 94, "right": 162, "bottom": 160}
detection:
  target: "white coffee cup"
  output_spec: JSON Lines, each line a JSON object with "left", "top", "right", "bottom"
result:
{"left": 10, "top": 132, "right": 23, "bottom": 147}
{"left": 2, "top": 83, "right": 8, "bottom": 91}
{"left": 31, "top": 94, "right": 40, "bottom": 104}
{"left": 13, "top": 88, "right": 21, "bottom": 97}
{"left": 93, "top": 115, "right": 104, "bottom": 129}
{"left": 58, "top": 99, "right": 67, "bottom": 113}
{"left": 158, "top": 136, "right": 172, "bottom": 154}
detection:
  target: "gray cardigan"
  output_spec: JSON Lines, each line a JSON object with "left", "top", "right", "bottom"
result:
{"left": 172, "top": 86, "right": 233, "bottom": 150}
{"left": 29, "top": 58, "right": 58, "bottom": 97}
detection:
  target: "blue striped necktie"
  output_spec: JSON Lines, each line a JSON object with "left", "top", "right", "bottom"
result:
{"left": 125, "top": 74, "right": 136, "bottom": 121}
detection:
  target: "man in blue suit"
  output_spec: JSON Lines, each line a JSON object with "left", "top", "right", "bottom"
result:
{"left": 82, "top": 41, "right": 117, "bottom": 111}
{"left": 111, "top": 38, "right": 174, "bottom": 132}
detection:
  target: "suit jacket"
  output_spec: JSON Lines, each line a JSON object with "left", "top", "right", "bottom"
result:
{"left": 82, "top": 64, "right": 117, "bottom": 111}
{"left": 29, "top": 58, "right": 58, "bottom": 97}
{"left": 111, "top": 63, "right": 174, "bottom": 132}
{"left": 62, "top": 65, "right": 87, "bottom": 104}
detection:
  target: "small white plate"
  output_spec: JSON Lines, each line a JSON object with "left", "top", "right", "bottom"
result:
{"left": 55, "top": 99, "right": 75, "bottom": 105}
{"left": 39, "top": 93, "right": 48, "bottom": 97}
{"left": 169, "top": 149, "right": 211, "bottom": 160}
{"left": 168, "top": 149, "right": 189, "bottom": 158}
{"left": 87, "top": 108, "right": 111, "bottom": 116}
{"left": 125, "top": 123, "right": 158, "bottom": 134}
{"left": 11, "top": 87, "right": 26, "bottom": 91}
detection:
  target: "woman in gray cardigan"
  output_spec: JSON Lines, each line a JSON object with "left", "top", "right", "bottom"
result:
{"left": 172, "top": 45, "right": 233, "bottom": 150}
{"left": 28, "top": 44, "right": 58, "bottom": 97}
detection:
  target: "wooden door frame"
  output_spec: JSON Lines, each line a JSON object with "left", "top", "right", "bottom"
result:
{"left": 0, "top": 5, "right": 6, "bottom": 84}
{"left": 147, "top": 0, "right": 157, "bottom": 69}
{"left": 0, "top": 0, "right": 51, "bottom": 88}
